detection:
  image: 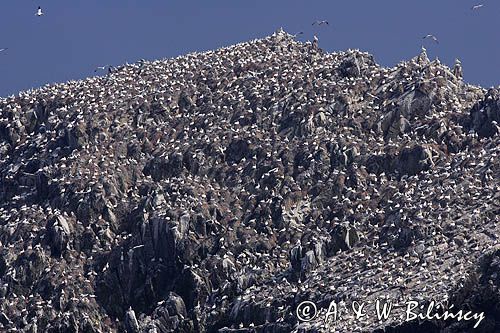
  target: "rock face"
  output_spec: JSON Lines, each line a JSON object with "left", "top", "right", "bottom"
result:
{"left": 0, "top": 30, "right": 499, "bottom": 332}
{"left": 465, "top": 88, "right": 500, "bottom": 138}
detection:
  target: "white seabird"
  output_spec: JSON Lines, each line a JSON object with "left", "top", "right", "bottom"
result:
{"left": 422, "top": 34, "right": 439, "bottom": 44}
{"left": 471, "top": 4, "right": 484, "bottom": 10}
{"left": 312, "top": 20, "right": 329, "bottom": 26}
{"left": 36, "top": 6, "right": 43, "bottom": 17}
{"left": 94, "top": 65, "right": 114, "bottom": 73}
{"left": 312, "top": 35, "right": 319, "bottom": 48}
{"left": 453, "top": 59, "right": 463, "bottom": 79}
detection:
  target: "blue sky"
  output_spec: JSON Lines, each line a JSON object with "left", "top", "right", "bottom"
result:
{"left": 0, "top": 1, "right": 498, "bottom": 96}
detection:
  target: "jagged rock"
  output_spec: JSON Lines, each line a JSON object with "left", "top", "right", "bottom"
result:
{"left": 344, "top": 227, "right": 359, "bottom": 249}
{"left": 125, "top": 307, "right": 140, "bottom": 333}
{"left": 399, "top": 89, "right": 433, "bottom": 118}
{"left": 0, "top": 312, "right": 10, "bottom": 326}
{"left": 178, "top": 91, "right": 194, "bottom": 110}
{"left": 300, "top": 250, "right": 319, "bottom": 272}
{"left": 394, "top": 144, "right": 434, "bottom": 176}
{"left": 226, "top": 139, "right": 252, "bottom": 164}
{"left": 143, "top": 152, "right": 185, "bottom": 180}
{"left": 24, "top": 109, "right": 38, "bottom": 133}
{"left": 165, "top": 292, "right": 188, "bottom": 319}
{"left": 466, "top": 88, "right": 500, "bottom": 137}
{"left": 65, "top": 124, "right": 88, "bottom": 150}
{"left": 289, "top": 242, "right": 303, "bottom": 271}
{"left": 46, "top": 215, "right": 72, "bottom": 256}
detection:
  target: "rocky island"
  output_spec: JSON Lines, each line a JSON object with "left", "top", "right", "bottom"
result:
{"left": 0, "top": 30, "right": 498, "bottom": 332}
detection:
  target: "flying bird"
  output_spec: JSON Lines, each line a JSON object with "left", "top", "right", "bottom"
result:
{"left": 0, "top": 48, "right": 7, "bottom": 53}
{"left": 422, "top": 34, "right": 439, "bottom": 44}
{"left": 36, "top": 6, "right": 43, "bottom": 17}
{"left": 471, "top": 4, "right": 484, "bottom": 10}
{"left": 312, "top": 20, "right": 329, "bottom": 26}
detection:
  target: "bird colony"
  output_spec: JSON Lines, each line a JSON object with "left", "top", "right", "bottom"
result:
{"left": 0, "top": 30, "right": 499, "bottom": 332}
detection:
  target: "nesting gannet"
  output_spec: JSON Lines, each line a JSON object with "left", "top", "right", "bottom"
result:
{"left": 453, "top": 59, "right": 463, "bottom": 79}
{"left": 417, "top": 46, "right": 429, "bottom": 64}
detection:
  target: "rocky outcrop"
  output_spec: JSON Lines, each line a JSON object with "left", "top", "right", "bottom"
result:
{"left": 464, "top": 88, "right": 500, "bottom": 138}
